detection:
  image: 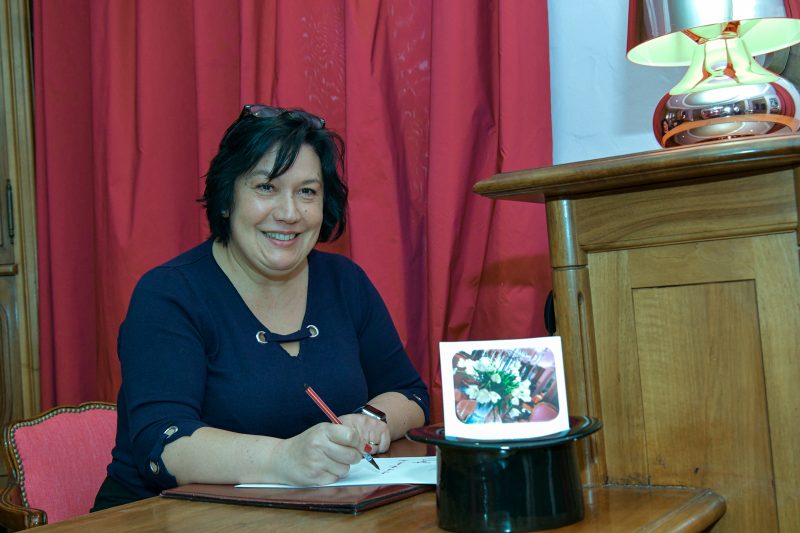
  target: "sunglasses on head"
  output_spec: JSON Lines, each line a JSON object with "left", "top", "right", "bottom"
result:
{"left": 240, "top": 104, "right": 326, "bottom": 129}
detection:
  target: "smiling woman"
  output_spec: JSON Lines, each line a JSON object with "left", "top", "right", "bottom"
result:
{"left": 90, "top": 106, "right": 430, "bottom": 512}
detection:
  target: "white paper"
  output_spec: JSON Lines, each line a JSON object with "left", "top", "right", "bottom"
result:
{"left": 235, "top": 456, "right": 437, "bottom": 488}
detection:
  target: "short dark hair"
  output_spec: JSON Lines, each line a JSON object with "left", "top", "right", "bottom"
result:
{"left": 201, "top": 108, "right": 348, "bottom": 244}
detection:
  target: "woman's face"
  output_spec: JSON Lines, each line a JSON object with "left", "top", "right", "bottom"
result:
{"left": 227, "top": 144, "right": 324, "bottom": 281}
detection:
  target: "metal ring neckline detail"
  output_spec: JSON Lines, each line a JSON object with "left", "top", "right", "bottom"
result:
{"left": 255, "top": 325, "right": 319, "bottom": 344}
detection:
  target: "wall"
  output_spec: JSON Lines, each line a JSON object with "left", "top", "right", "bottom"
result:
{"left": 548, "top": 0, "right": 682, "bottom": 164}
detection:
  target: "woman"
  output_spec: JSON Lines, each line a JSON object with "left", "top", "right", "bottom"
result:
{"left": 93, "top": 105, "right": 429, "bottom": 510}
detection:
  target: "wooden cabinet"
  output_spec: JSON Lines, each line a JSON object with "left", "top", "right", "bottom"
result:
{"left": 474, "top": 135, "right": 800, "bottom": 532}
{"left": 0, "top": 0, "right": 40, "bottom": 455}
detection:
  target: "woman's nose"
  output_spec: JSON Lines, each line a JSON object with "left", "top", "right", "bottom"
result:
{"left": 273, "top": 193, "right": 300, "bottom": 222}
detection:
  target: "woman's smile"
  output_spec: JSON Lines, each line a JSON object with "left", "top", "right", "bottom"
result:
{"left": 263, "top": 231, "right": 298, "bottom": 241}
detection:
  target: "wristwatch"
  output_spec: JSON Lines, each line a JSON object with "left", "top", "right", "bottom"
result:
{"left": 358, "top": 404, "right": 387, "bottom": 423}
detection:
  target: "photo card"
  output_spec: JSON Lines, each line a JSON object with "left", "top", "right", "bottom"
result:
{"left": 439, "top": 337, "right": 570, "bottom": 440}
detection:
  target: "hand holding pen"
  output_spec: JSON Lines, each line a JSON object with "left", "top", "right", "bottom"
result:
{"left": 304, "top": 384, "right": 381, "bottom": 470}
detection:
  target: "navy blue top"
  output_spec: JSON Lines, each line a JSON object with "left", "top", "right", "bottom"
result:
{"left": 106, "top": 240, "right": 429, "bottom": 498}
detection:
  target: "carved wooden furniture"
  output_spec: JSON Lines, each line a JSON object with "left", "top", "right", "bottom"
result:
{"left": 474, "top": 135, "right": 800, "bottom": 533}
{"left": 0, "top": 0, "right": 40, "bottom": 482}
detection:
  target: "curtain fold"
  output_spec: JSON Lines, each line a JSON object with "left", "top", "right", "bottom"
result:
{"left": 34, "top": 0, "right": 552, "bottom": 423}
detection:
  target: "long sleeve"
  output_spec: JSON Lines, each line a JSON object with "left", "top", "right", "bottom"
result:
{"left": 117, "top": 267, "right": 211, "bottom": 490}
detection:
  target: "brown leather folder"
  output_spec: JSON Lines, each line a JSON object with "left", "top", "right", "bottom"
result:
{"left": 160, "top": 482, "right": 433, "bottom": 514}
{"left": 161, "top": 440, "right": 435, "bottom": 514}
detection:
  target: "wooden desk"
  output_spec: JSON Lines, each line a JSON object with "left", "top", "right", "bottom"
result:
{"left": 474, "top": 135, "right": 800, "bottom": 532}
{"left": 35, "top": 484, "right": 724, "bottom": 532}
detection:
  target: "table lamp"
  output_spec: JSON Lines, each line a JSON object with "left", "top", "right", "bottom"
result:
{"left": 627, "top": 0, "right": 800, "bottom": 147}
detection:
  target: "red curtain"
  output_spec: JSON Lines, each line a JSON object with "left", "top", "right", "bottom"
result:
{"left": 33, "top": 0, "right": 552, "bottom": 422}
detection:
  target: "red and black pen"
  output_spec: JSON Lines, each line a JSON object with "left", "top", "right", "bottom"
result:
{"left": 304, "top": 384, "right": 380, "bottom": 471}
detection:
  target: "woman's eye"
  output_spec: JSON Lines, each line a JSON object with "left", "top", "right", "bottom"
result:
{"left": 299, "top": 187, "right": 319, "bottom": 197}
{"left": 255, "top": 182, "right": 274, "bottom": 193}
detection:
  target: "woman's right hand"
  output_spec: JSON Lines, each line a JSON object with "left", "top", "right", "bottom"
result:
{"left": 270, "top": 422, "right": 366, "bottom": 486}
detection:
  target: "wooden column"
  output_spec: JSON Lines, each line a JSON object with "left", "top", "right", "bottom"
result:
{"left": 545, "top": 198, "right": 605, "bottom": 486}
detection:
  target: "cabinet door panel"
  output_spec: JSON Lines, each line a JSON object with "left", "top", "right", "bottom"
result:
{"left": 0, "top": 64, "right": 15, "bottom": 265}
{"left": 0, "top": 0, "right": 38, "bottom": 484}
{"left": 0, "top": 275, "right": 20, "bottom": 422}
{"left": 0, "top": 275, "right": 20, "bottom": 478}
{"left": 633, "top": 281, "right": 776, "bottom": 533}
{"left": 589, "top": 234, "right": 799, "bottom": 532}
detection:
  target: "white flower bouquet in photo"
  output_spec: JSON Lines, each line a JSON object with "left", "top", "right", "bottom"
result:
{"left": 440, "top": 337, "right": 570, "bottom": 440}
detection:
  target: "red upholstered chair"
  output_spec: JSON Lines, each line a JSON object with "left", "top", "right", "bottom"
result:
{"left": 0, "top": 402, "right": 116, "bottom": 530}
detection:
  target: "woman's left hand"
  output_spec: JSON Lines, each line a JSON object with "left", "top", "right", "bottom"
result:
{"left": 338, "top": 414, "right": 391, "bottom": 454}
